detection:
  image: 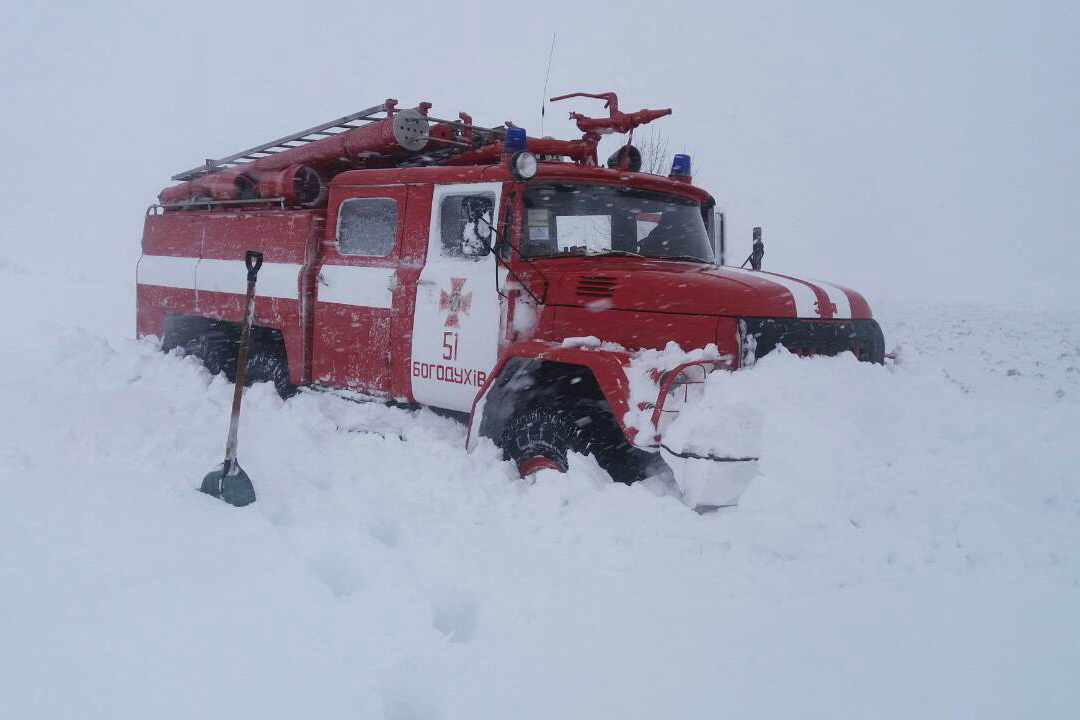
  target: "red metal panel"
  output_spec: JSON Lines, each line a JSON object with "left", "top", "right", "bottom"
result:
{"left": 142, "top": 213, "right": 205, "bottom": 257}
{"left": 135, "top": 285, "right": 197, "bottom": 338}
{"left": 137, "top": 214, "right": 201, "bottom": 340}
{"left": 311, "top": 185, "right": 410, "bottom": 392}
{"left": 839, "top": 284, "right": 873, "bottom": 319}
{"left": 197, "top": 210, "right": 311, "bottom": 386}
{"left": 385, "top": 183, "right": 434, "bottom": 402}
{"left": 548, "top": 305, "right": 718, "bottom": 353}
{"left": 195, "top": 210, "right": 312, "bottom": 265}
{"left": 532, "top": 257, "right": 799, "bottom": 318}
{"left": 137, "top": 210, "right": 319, "bottom": 385}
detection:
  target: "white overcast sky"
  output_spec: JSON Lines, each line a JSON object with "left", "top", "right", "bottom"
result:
{"left": 2, "top": 0, "right": 1077, "bottom": 307}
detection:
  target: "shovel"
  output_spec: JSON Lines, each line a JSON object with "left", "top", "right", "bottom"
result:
{"left": 200, "top": 250, "right": 263, "bottom": 507}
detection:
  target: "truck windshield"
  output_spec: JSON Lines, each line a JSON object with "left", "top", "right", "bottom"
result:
{"left": 521, "top": 183, "right": 713, "bottom": 262}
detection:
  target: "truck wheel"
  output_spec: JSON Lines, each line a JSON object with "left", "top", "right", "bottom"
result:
{"left": 501, "top": 403, "right": 655, "bottom": 484}
{"left": 183, "top": 333, "right": 233, "bottom": 377}
{"left": 245, "top": 349, "right": 296, "bottom": 398}
{"left": 500, "top": 407, "right": 587, "bottom": 476}
{"left": 574, "top": 405, "right": 654, "bottom": 485}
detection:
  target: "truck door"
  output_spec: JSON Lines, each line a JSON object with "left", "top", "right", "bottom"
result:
{"left": 410, "top": 182, "right": 504, "bottom": 412}
{"left": 312, "top": 185, "right": 408, "bottom": 393}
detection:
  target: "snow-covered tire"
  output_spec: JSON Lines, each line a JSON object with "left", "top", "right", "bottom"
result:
{"left": 183, "top": 332, "right": 234, "bottom": 377}
{"left": 575, "top": 410, "right": 653, "bottom": 484}
{"left": 500, "top": 403, "right": 652, "bottom": 484}
{"left": 245, "top": 349, "right": 295, "bottom": 398}
{"left": 501, "top": 407, "right": 586, "bottom": 475}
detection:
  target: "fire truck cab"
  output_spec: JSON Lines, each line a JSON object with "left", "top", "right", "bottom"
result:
{"left": 137, "top": 95, "right": 884, "bottom": 508}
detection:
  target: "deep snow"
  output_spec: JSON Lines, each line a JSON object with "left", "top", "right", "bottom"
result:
{"left": 1, "top": 263, "right": 1079, "bottom": 719}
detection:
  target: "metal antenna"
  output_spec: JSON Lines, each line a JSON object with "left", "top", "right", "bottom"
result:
{"left": 540, "top": 32, "right": 557, "bottom": 136}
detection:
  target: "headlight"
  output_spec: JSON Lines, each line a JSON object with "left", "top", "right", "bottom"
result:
{"left": 510, "top": 151, "right": 538, "bottom": 181}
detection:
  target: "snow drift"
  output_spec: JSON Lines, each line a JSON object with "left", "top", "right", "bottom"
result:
{"left": 1, "top": 264, "right": 1079, "bottom": 719}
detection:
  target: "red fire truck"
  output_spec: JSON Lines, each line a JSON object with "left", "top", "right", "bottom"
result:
{"left": 137, "top": 94, "right": 884, "bottom": 508}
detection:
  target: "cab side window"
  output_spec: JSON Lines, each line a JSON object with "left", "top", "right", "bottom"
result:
{"left": 439, "top": 193, "right": 494, "bottom": 260}
{"left": 337, "top": 197, "right": 397, "bottom": 256}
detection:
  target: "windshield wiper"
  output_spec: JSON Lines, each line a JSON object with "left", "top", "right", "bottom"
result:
{"left": 593, "top": 250, "right": 711, "bottom": 263}
{"left": 591, "top": 250, "right": 646, "bottom": 258}
{"left": 650, "top": 254, "right": 711, "bottom": 264}
{"left": 529, "top": 250, "right": 709, "bottom": 263}
{"left": 530, "top": 250, "right": 646, "bottom": 260}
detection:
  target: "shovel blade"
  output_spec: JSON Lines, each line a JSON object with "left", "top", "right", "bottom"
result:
{"left": 200, "top": 461, "right": 257, "bottom": 507}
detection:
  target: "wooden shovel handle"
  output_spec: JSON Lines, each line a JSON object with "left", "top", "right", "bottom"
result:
{"left": 224, "top": 251, "right": 262, "bottom": 470}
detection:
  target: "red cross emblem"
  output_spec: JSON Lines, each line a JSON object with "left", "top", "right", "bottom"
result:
{"left": 439, "top": 277, "right": 473, "bottom": 328}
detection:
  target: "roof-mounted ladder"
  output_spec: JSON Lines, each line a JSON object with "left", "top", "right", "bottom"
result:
{"left": 171, "top": 102, "right": 390, "bottom": 181}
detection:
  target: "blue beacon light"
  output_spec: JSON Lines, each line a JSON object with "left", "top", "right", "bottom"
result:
{"left": 504, "top": 127, "right": 527, "bottom": 153}
{"left": 670, "top": 153, "right": 692, "bottom": 177}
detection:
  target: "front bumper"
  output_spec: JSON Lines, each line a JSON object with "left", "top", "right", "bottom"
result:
{"left": 740, "top": 317, "right": 885, "bottom": 364}
{"left": 645, "top": 360, "right": 760, "bottom": 510}
{"left": 660, "top": 446, "right": 759, "bottom": 510}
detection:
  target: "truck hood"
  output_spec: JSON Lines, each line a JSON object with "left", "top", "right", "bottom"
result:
{"left": 544, "top": 258, "right": 872, "bottom": 320}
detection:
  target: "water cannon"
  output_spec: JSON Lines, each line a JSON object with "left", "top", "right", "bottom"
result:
{"left": 549, "top": 92, "right": 672, "bottom": 137}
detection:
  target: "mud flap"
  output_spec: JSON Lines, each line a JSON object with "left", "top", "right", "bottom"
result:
{"left": 660, "top": 447, "right": 759, "bottom": 512}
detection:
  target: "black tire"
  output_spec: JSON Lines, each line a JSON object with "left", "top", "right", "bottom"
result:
{"left": 573, "top": 401, "right": 655, "bottom": 484}
{"left": 501, "top": 406, "right": 584, "bottom": 474}
{"left": 182, "top": 331, "right": 235, "bottom": 377}
{"left": 500, "top": 403, "right": 653, "bottom": 484}
{"left": 245, "top": 349, "right": 296, "bottom": 398}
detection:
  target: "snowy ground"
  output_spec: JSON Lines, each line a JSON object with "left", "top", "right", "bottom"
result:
{"left": 2, "top": 262, "right": 1078, "bottom": 719}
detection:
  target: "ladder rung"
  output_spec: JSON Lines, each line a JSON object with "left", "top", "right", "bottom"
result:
{"left": 171, "top": 101, "right": 388, "bottom": 181}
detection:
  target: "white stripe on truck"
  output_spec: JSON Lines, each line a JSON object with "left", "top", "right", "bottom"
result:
{"left": 196, "top": 258, "right": 299, "bottom": 300}
{"left": 137, "top": 254, "right": 198, "bottom": 291}
{"left": 137, "top": 254, "right": 298, "bottom": 300}
{"left": 138, "top": 255, "right": 395, "bottom": 309}
{"left": 315, "top": 265, "right": 395, "bottom": 309}
{"left": 809, "top": 279, "right": 852, "bottom": 319}
{"left": 725, "top": 267, "right": 820, "bottom": 318}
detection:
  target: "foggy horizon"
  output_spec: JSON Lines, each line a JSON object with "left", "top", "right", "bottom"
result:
{"left": 2, "top": 1, "right": 1077, "bottom": 308}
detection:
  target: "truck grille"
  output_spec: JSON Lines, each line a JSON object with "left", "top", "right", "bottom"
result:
{"left": 576, "top": 275, "right": 618, "bottom": 298}
{"left": 740, "top": 318, "right": 885, "bottom": 364}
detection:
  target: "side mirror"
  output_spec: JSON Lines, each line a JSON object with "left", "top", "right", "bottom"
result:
{"left": 714, "top": 211, "right": 725, "bottom": 265}
{"left": 750, "top": 226, "right": 764, "bottom": 270}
